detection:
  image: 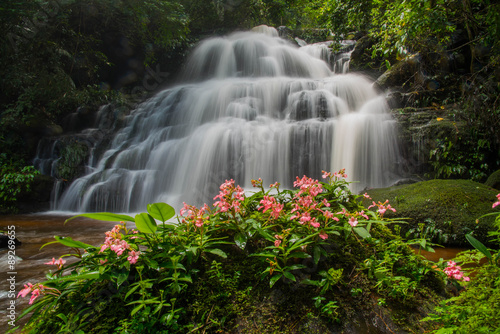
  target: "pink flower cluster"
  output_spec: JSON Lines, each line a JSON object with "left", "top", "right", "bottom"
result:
{"left": 44, "top": 257, "right": 66, "bottom": 270}
{"left": 274, "top": 234, "right": 283, "bottom": 247}
{"left": 213, "top": 179, "right": 245, "bottom": 213}
{"left": 17, "top": 283, "right": 60, "bottom": 304}
{"left": 322, "top": 169, "right": 347, "bottom": 182}
{"left": 368, "top": 200, "right": 396, "bottom": 217}
{"left": 444, "top": 261, "right": 470, "bottom": 282}
{"left": 493, "top": 193, "right": 500, "bottom": 209}
{"left": 180, "top": 202, "right": 210, "bottom": 227}
{"left": 100, "top": 222, "right": 140, "bottom": 264}
{"left": 289, "top": 176, "right": 335, "bottom": 235}
{"left": 336, "top": 208, "right": 369, "bottom": 227}
{"left": 259, "top": 195, "right": 284, "bottom": 220}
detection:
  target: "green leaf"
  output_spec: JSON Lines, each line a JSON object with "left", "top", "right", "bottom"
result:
{"left": 288, "top": 251, "right": 311, "bottom": 259}
{"left": 465, "top": 233, "right": 492, "bottom": 261}
{"left": 41, "top": 236, "right": 94, "bottom": 250}
{"left": 301, "top": 278, "right": 321, "bottom": 286}
{"left": 42, "top": 271, "right": 100, "bottom": 285}
{"left": 234, "top": 232, "right": 247, "bottom": 250}
{"left": 65, "top": 212, "right": 135, "bottom": 224}
{"left": 250, "top": 252, "right": 276, "bottom": 258}
{"left": 269, "top": 274, "right": 283, "bottom": 288}
{"left": 135, "top": 213, "right": 157, "bottom": 234}
{"left": 206, "top": 248, "right": 227, "bottom": 258}
{"left": 353, "top": 227, "right": 371, "bottom": 239}
{"left": 147, "top": 203, "right": 175, "bottom": 223}
{"left": 287, "top": 264, "right": 306, "bottom": 271}
{"left": 131, "top": 303, "right": 144, "bottom": 316}
{"left": 116, "top": 270, "right": 129, "bottom": 287}
{"left": 283, "top": 271, "right": 296, "bottom": 282}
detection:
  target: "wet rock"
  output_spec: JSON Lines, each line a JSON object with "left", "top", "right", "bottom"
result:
{"left": 0, "top": 234, "right": 21, "bottom": 249}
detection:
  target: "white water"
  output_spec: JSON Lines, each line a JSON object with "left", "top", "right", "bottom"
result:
{"left": 55, "top": 28, "right": 402, "bottom": 212}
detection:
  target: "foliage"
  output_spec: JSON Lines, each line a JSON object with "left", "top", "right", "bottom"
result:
{"left": 56, "top": 140, "right": 89, "bottom": 182}
{"left": 0, "top": 154, "right": 39, "bottom": 213}
{"left": 0, "top": 0, "right": 190, "bottom": 165}
{"left": 13, "top": 171, "right": 445, "bottom": 333}
{"left": 423, "top": 196, "right": 500, "bottom": 333}
{"left": 427, "top": 134, "right": 492, "bottom": 182}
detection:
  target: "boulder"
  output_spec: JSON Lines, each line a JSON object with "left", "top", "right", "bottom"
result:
{"left": 364, "top": 179, "right": 500, "bottom": 247}
{"left": 485, "top": 170, "right": 500, "bottom": 190}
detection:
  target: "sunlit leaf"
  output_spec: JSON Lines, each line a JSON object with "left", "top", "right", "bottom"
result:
{"left": 65, "top": 213, "right": 135, "bottom": 224}
{"left": 147, "top": 203, "right": 175, "bottom": 222}
{"left": 135, "top": 213, "right": 157, "bottom": 234}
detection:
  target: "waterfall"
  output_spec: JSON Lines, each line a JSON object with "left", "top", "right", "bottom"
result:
{"left": 54, "top": 28, "right": 403, "bottom": 212}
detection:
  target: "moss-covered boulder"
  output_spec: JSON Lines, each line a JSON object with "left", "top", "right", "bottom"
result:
{"left": 364, "top": 179, "right": 499, "bottom": 246}
{"left": 485, "top": 170, "right": 500, "bottom": 190}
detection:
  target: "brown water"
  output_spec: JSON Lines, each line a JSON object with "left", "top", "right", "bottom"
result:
{"left": 0, "top": 214, "right": 469, "bottom": 333}
{"left": 0, "top": 213, "right": 117, "bottom": 333}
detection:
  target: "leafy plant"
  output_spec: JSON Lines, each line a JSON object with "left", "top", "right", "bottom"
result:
{"left": 0, "top": 154, "right": 40, "bottom": 212}
{"left": 14, "top": 170, "right": 448, "bottom": 333}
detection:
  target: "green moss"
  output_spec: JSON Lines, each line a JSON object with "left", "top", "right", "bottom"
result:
{"left": 365, "top": 179, "right": 500, "bottom": 246}
{"left": 485, "top": 169, "right": 500, "bottom": 190}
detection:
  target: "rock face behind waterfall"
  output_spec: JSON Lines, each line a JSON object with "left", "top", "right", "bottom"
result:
{"left": 55, "top": 29, "right": 404, "bottom": 212}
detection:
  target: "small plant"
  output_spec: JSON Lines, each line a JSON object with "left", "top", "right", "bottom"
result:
{"left": 0, "top": 154, "right": 39, "bottom": 212}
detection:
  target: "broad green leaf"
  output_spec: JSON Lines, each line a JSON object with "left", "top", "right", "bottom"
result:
{"left": 41, "top": 236, "right": 94, "bottom": 250}
{"left": 466, "top": 233, "right": 492, "bottom": 261}
{"left": 131, "top": 304, "right": 144, "bottom": 316}
{"left": 283, "top": 271, "right": 296, "bottom": 282}
{"left": 147, "top": 203, "right": 175, "bottom": 222}
{"left": 65, "top": 212, "right": 135, "bottom": 224}
{"left": 288, "top": 251, "right": 311, "bottom": 259}
{"left": 206, "top": 248, "right": 227, "bottom": 258}
{"left": 124, "top": 284, "right": 141, "bottom": 300}
{"left": 287, "top": 264, "right": 306, "bottom": 271}
{"left": 353, "top": 226, "right": 371, "bottom": 239}
{"left": 269, "top": 274, "right": 282, "bottom": 288}
{"left": 234, "top": 232, "right": 247, "bottom": 250}
{"left": 301, "top": 278, "right": 321, "bottom": 286}
{"left": 135, "top": 213, "right": 157, "bottom": 234}
{"left": 116, "top": 270, "right": 129, "bottom": 287}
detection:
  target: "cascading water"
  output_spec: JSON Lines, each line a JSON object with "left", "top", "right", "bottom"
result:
{"left": 54, "top": 28, "right": 403, "bottom": 212}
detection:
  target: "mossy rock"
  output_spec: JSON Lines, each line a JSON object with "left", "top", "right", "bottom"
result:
{"left": 485, "top": 169, "right": 500, "bottom": 190}
{"left": 364, "top": 179, "right": 499, "bottom": 246}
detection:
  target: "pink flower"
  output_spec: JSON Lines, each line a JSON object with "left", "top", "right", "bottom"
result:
{"left": 213, "top": 179, "right": 245, "bottom": 213}
{"left": 368, "top": 200, "right": 396, "bottom": 218}
{"left": 274, "top": 234, "right": 282, "bottom": 247}
{"left": 319, "top": 232, "right": 328, "bottom": 240}
{"left": 18, "top": 283, "right": 60, "bottom": 305}
{"left": 348, "top": 217, "right": 358, "bottom": 227}
{"left": 322, "top": 170, "right": 331, "bottom": 179}
{"left": 127, "top": 250, "right": 140, "bottom": 264}
{"left": 493, "top": 194, "right": 500, "bottom": 208}
{"left": 44, "top": 257, "right": 66, "bottom": 269}
{"left": 444, "top": 260, "right": 469, "bottom": 282}
{"left": 18, "top": 283, "right": 34, "bottom": 298}
{"left": 29, "top": 288, "right": 40, "bottom": 304}
{"left": 310, "top": 220, "right": 320, "bottom": 228}
{"left": 323, "top": 210, "right": 334, "bottom": 219}
{"left": 363, "top": 193, "right": 371, "bottom": 199}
